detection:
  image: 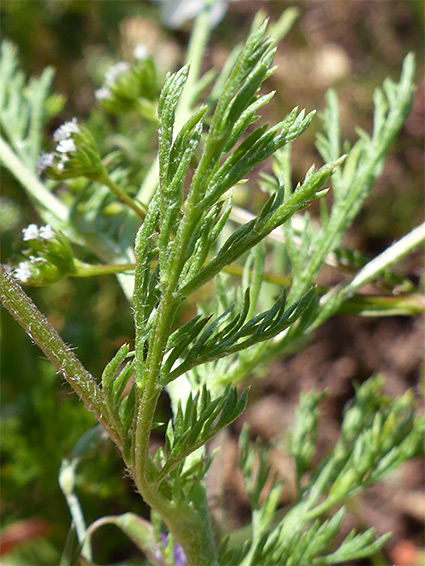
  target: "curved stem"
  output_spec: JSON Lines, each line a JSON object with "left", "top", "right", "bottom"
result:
{"left": 0, "top": 265, "right": 123, "bottom": 450}
{"left": 59, "top": 459, "right": 90, "bottom": 557}
{"left": 83, "top": 513, "right": 165, "bottom": 566}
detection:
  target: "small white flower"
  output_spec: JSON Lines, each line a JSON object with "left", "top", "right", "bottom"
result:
{"left": 95, "top": 86, "right": 112, "bottom": 100}
{"left": 104, "top": 62, "right": 130, "bottom": 85}
{"left": 133, "top": 44, "right": 148, "bottom": 60}
{"left": 29, "top": 255, "right": 44, "bottom": 264}
{"left": 14, "top": 262, "right": 32, "bottom": 282}
{"left": 56, "top": 139, "right": 76, "bottom": 154}
{"left": 53, "top": 118, "right": 79, "bottom": 142}
{"left": 39, "top": 225, "right": 55, "bottom": 240}
{"left": 36, "top": 152, "right": 55, "bottom": 175}
{"left": 22, "top": 224, "right": 40, "bottom": 241}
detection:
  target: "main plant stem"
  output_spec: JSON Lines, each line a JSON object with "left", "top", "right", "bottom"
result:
{"left": 131, "top": 279, "right": 218, "bottom": 564}
{"left": 129, "top": 4, "right": 218, "bottom": 564}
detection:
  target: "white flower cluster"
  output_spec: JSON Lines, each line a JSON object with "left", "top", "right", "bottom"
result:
{"left": 36, "top": 118, "right": 79, "bottom": 175}
{"left": 53, "top": 117, "right": 79, "bottom": 142}
{"left": 14, "top": 261, "right": 32, "bottom": 283}
{"left": 105, "top": 62, "right": 130, "bottom": 84}
{"left": 14, "top": 224, "right": 57, "bottom": 283}
{"left": 95, "top": 61, "right": 131, "bottom": 101}
{"left": 14, "top": 255, "right": 46, "bottom": 283}
{"left": 94, "top": 46, "right": 149, "bottom": 101}
{"left": 22, "top": 223, "right": 55, "bottom": 241}
{"left": 53, "top": 118, "right": 79, "bottom": 164}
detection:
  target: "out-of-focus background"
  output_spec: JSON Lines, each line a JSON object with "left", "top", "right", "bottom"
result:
{"left": 1, "top": 1, "right": 423, "bottom": 564}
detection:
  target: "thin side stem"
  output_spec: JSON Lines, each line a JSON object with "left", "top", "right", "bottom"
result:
{"left": 343, "top": 222, "right": 425, "bottom": 293}
{"left": 72, "top": 260, "right": 136, "bottom": 277}
{"left": 71, "top": 260, "right": 424, "bottom": 316}
{"left": 313, "top": 222, "right": 425, "bottom": 328}
{"left": 101, "top": 175, "right": 147, "bottom": 219}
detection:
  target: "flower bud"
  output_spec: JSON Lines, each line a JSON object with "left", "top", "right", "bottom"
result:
{"left": 13, "top": 224, "right": 75, "bottom": 286}
{"left": 95, "top": 56, "right": 159, "bottom": 119}
{"left": 14, "top": 257, "right": 62, "bottom": 286}
{"left": 36, "top": 119, "right": 106, "bottom": 181}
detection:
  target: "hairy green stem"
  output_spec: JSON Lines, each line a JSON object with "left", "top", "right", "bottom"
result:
{"left": 132, "top": 0, "right": 214, "bottom": 467}
{"left": 131, "top": 283, "right": 218, "bottom": 561}
{"left": 131, "top": 280, "right": 219, "bottom": 565}
{"left": 129, "top": 5, "right": 218, "bottom": 564}
{"left": 0, "top": 265, "right": 123, "bottom": 450}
